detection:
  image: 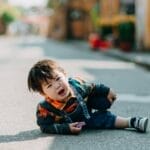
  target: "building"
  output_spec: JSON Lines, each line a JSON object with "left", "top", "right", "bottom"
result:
{"left": 47, "top": 0, "right": 150, "bottom": 50}
{"left": 47, "top": 0, "right": 98, "bottom": 40}
{"left": 22, "top": 7, "right": 52, "bottom": 36}
{"left": 136, "top": 0, "right": 150, "bottom": 51}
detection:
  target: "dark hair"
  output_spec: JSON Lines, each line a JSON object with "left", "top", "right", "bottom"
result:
{"left": 27, "top": 59, "right": 65, "bottom": 93}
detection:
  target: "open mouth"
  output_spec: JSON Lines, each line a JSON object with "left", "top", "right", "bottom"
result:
{"left": 58, "top": 89, "right": 65, "bottom": 96}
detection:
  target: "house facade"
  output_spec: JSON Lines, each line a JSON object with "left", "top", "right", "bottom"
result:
{"left": 47, "top": 0, "right": 150, "bottom": 50}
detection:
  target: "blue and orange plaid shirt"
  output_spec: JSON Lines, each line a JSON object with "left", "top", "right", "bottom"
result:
{"left": 36, "top": 77, "right": 110, "bottom": 134}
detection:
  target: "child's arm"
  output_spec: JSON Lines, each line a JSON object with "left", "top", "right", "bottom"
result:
{"left": 74, "top": 77, "right": 117, "bottom": 102}
{"left": 37, "top": 105, "right": 70, "bottom": 134}
{"left": 74, "top": 77, "right": 113, "bottom": 98}
{"left": 36, "top": 105, "right": 82, "bottom": 134}
{"left": 69, "top": 122, "right": 83, "bottom": 134}
{"left": 37, "top": 116, "right": 82, "bottom": 134}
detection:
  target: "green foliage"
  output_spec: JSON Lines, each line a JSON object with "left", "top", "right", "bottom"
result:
{"left": 0, "top": 4, "right": 21, "bottom": 25}
{"left": 47, "top": 0, "right": 53, "bottom": 8}
{"left": 1, "top": 11, "right": 14, "bottom": 25}
{"left": 90, "top": 4, "right": 100, "bottom": 30}
{"left": 47, "top": 0, "right": 66, "bottom": 8}
{"left": 118, "top": 22, "right": 135, "bottom": 42}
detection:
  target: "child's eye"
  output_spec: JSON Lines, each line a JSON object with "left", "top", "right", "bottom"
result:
{"left": 56, "top": 77, "right": 61, "bottom": 81}
{"left": 47, "top": 84, "right": 52, "bottom": 88}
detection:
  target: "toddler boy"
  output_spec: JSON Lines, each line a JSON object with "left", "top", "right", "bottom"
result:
{"left": 27, "top": 59, "right": 149, "bottom": 134}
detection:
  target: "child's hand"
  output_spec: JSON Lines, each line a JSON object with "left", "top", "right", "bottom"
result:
{"left": 69, "top": 122, "right": 83, "bottom": 134}
{"left": 107, "top": 89, "right": 117, "bottom": 104}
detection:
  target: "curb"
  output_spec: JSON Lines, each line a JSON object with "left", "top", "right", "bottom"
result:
{"left": 104, "top": 49, "right": 150, "bottom": 71}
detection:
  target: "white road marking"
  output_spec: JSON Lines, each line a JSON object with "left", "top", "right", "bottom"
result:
{"left": 58, "top": 59, "right": 136, "bottom": 81}
{"left": 60, "top": 59, "right": 135, "bottom": 69}
{"left": 118, "top": 94, "right": 150, "bottom": 103}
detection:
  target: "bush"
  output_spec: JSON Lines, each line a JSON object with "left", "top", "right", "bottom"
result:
{"left": 118, "top": 21, "right": 135, "bottom": 43}
{"left": 1, "top": 11, "right": 15, "bottom": 25}
{"left": 118, "top": 21, "right": 135, "bottom": 51}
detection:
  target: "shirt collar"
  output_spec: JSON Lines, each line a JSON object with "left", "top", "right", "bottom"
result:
{"left": 45, "top": 86, "right": 76, "bottom": 109}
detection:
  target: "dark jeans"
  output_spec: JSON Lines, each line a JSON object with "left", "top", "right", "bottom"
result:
{"left": 85, "top": 110, "right": 116, "bottom": 129}
{"left": 85, "top": 94, "right": 116, "bottom": 129}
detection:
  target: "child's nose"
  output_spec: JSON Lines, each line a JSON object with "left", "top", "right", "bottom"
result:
{"left": 54, "top": 82, "right": 61, "bottom": 89}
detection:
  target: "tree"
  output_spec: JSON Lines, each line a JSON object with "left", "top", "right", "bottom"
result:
{"left": 1, "top": 11, "right": 15, "bottom": 25}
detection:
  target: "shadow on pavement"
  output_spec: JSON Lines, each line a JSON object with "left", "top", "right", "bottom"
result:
{"left": 0, "top": 129, "right": 48, "bottom": 143}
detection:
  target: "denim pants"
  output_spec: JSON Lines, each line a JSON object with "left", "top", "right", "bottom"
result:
{"left": 85, "top": 94, "right": 117, "bottom": 129}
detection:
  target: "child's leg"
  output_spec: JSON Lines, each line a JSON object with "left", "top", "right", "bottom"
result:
{"left": 115, "top": 116, "right": 129, "bottom": 128}
{"left": 85, "top": 111, "right": 148, "bottom": 133}
{"left": 87, "top": 96, "right": 111, "bottom": 111}
{"left": 85, "top": 110, "right": 116, "bottom": 129}
{"left": 115, "top": 116, "right": 149, "bottom": 132}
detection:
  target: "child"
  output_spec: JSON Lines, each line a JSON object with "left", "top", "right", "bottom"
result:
{"left": 27, "top": 59, "right": 149, "bottom": 134}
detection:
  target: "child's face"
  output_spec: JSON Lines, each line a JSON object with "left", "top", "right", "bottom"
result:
{"left": 41, "top": 70, "right": 70, "bottom": 101}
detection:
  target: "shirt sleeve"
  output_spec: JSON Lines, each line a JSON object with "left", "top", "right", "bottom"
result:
{"left": 36, "top": 104, "right": 71, "bottom": 134}
{"left": 74, "top": 77, "right": 110, "bottom": 97}
{"left": 74, "top": 77, "right": 94, "bottom": 96}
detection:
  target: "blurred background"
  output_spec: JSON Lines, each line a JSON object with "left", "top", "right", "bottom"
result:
{"left": 0, "top": 1, "right": 150, "bottom": 149}
{"left": 0, "top": 0, "right": 150, "bottom": 51}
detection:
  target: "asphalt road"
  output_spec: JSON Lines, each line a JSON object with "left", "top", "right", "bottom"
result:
{"left": 0, "top": 36, "right": 150, "bottom": 150}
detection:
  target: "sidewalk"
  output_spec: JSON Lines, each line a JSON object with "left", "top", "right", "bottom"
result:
{"left": 104, "top": 48, "right": 150, "bottom": 70}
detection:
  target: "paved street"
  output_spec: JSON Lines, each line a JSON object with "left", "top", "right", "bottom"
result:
{"left": 0, "top": 36, "right": 150, "bottom": 150}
